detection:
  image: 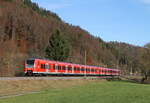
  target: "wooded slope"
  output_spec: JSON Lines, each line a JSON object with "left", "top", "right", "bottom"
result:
{"left": 0, "top": 0, "right": 149, "bottom": 77}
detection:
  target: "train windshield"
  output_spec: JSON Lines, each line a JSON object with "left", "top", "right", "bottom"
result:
{"left": 26, "top": 59, "right": 35, "bottom": 68}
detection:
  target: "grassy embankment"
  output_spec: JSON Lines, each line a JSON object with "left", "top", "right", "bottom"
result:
{"left": 0, "top": 79, "right": 150, "bottom": 103}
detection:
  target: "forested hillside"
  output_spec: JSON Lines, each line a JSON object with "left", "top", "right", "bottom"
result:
{"left": 0, "top": 0, "right": 149, "bottom": 80}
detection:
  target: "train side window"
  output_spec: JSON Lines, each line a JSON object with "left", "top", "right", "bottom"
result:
{"left": 77, "top": 67, "right": 80, "bottom": 71}
{"left": 99, "top": 69, "right": 101, "bottom": 72}
{"left": 53, "top": 64, "right": 55, "bottom": 70}
{"left": 80, "top": 67, "right": 82, "bottom": 72}
{"left": 59, "top": 66, "right": 60, "bottom": 70}
{"left": 95, "top": 69, "right": 97, "bottom": 72}
{"left": 41, "top": 64, "right": 45, "bottom": 69}
{"left": 68, "top": 67, "right": 70, "bottom": 71}
{"left": 77, "top": 67, "right": 78, "bottom": 71}
{"left": 62, "top": 66, "right": 66, "bottom": 70}
{"left": 74, "top": 67, "right": 76, "bottom": 71}
{"left": 75, "top": 67, "right": 78, "bottom": 71}
{"left": 92, "top": 69, "right": 94, "bottom": 72}
{"left": 58, "top": 66, "right": 60, "bottom": 70}
{"left": 68, "top": 66, "right": 72, "bottom": 71}
{"left": 40, "top": 64, "right": 42, "bottom": 68}
{"left": 40, "top": 64, "right": 42, "bottom": 69}
{"left": 77, "top": 67, "right": 79, "bottom": 71}
{"left": 76, "top": 67, "right": 78, "bottom": 71}
{"left": 81, "top": 68, "right": 83, "bottom": 71}
{"left": 93, "top": 69, "right": 95, "bottom": 73}
{"left": 81, "top": 67, "right": 83, "bottom": 71}
{"left": 86, "top": 68, "right": 88, "bottom": 72}
{"left": 91, "top": 69, "right": 94, "bottom": 72}
{"left": 58, "top": 66, "right": 61, "bottom": 70}
{"left": 87, "top": 68, "right": 88, "bottom": 72}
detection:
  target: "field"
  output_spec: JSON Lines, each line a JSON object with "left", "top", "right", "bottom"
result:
{"left": 0, "top": 79, "right": 150, "bottom": 103}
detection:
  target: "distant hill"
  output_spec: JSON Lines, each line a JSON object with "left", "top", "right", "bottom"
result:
{"left": 0, "top": 0, "right": 149, "bottom": 77}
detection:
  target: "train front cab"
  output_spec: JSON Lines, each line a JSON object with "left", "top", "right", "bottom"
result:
{"left": 24, "top": 59, "right": 52, "bottom": 76}
{"left": 24, "top": 58, "right": 35, "bottom": 76}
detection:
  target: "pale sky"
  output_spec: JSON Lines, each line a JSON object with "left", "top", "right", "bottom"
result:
{"left": 32, "top": 0, "right": 150, "bottom": 46}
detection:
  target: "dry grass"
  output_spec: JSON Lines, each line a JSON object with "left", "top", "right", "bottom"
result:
{"left": 0, "top": 78, "right": 105, "bottom": 97}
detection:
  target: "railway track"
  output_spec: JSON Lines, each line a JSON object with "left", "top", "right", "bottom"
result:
{"left": 0, "top": 76, "right": 117, "bottom": 81}
{"left": 0, "top": 76, "right": 102, "bottom": 81}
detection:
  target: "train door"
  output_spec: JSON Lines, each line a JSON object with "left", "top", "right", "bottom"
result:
{"left": 89, "top": 67, "right": 92, "bottom": 75}
{"left": 66, "top": 65, "right": 68, "bottom": 74}
{"left": 55, "top": 64, "right": 58, "bottom": 73}
{"left": 72, "top": 66, "right": 74, "bottom": 74}
{"left": 45, "top": 63, "right": 49, "bottom": 73}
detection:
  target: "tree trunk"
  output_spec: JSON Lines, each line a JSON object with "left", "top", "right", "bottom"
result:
{"left": 141, "top": 73, "right": 148, "bottom": 83}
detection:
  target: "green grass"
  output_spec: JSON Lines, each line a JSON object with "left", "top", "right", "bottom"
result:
{"left": 0, "top": 81, "right": 150, "bottom": 103}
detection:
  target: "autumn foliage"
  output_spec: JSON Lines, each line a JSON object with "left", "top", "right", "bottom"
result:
{"left": 0, "top": 0, "right": 150, "bottom": 80}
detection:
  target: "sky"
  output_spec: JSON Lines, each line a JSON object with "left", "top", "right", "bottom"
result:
{"left": 32, "top": 0, "right": 150, "bottom": 46}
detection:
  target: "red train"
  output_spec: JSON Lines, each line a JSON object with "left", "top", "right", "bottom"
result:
{"left": 24, "top": 58, "right": 120, "bottom": 76}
